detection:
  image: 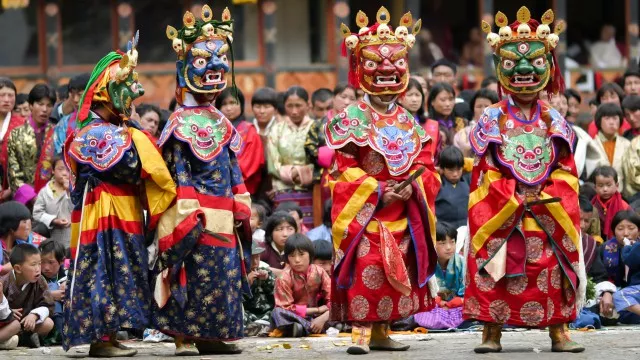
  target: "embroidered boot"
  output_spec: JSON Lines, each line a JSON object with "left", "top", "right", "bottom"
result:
{"left": 473, "top": 323, "right": 502, "bottom": 353}
{"left": 88, "top": 341, "right": 137, "bottom": 357}
{"left": 346, "top": 323, "right": 372, "bottom": 355}
{"left": 369, "top": 322, "right": 410, "bottom": 351}
{"left": 549, "top": 323, "right": 585, "bottom": 353}
{"left": 174, "top": 336, "right": 199, "bottom": 356}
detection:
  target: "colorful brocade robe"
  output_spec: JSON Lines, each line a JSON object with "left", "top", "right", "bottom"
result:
{"left": 62, "top": 115, "right": 176, "bottom": 350}
{"left": 464, "top": 97, "right": 583, "bottom": 327}
{"left": 152, "top": 104, "right": 252, "bottom": 341}
{"left": 325, "top": 100, "right": 440, "bottom": 323}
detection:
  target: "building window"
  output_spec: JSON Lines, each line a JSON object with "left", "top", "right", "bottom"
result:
{"left": 134, "top": 0, "right": 186, "bottom": 63}
{"left": 309, "top": 0, "right": 328, "bottom": 63}
{"left": 274, "top": 0, "right": 329, "bottom": 67}
{"left": 61, "top": 0, "right": 112, "bottom": 65}
{"left": 0, "top": 6, "right": 39, "bottom": 67}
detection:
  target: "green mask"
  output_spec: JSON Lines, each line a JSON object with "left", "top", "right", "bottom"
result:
{"left": 494, "top": 41, "right": 552, "bottom": 94}
{"left": 108, "top": 71, "right": 145, "bottom": 118}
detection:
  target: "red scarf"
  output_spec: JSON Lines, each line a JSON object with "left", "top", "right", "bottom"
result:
{"left": 593, "top": 192, "right": 630, "bottom": 239}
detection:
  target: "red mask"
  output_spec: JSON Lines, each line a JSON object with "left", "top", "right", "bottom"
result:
{"left": 357, "top": 42, "right": 409, "bottom": 96}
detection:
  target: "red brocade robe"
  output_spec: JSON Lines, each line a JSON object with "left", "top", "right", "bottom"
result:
{"left": 465, "top": 98, "right": 584, "bottom": 327}
{"left": 325, "top": 101, "right": 440, "bottom": 323}
{"left": 233, "top": 120, "right": 264, "bottom": 195}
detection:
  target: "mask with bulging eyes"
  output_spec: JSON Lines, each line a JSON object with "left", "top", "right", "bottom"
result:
{"left": 358, "top": 43, "right": 409, "bottom": 96}
{"left": 108, "top": 70, "right": 144, "bottom": 118}
{"left": 494, "top": 41, "right": 552, "bottom": 95}
{"left": 179, "top": 39, "right": 230, "bottom": 94}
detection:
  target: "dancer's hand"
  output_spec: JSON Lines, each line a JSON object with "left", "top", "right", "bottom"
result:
{"left": 382, "top": 190, "right": 403, "bottom": 206}
{"left": 394, "top": 183, "right": 413, "bottom": 201}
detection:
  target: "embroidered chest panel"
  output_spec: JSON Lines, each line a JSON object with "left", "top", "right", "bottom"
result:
{"left": 325, "top": 101, "right": 428, "bottom": 176}
{"left": 158, "top": 106, "right": 240, "bottom": 162}
{"left": 471, "top": 100, "right": 575, "bottom": 185}
{"left": 497, "top": 124, "right": 556, "bottom": 185}
{"left": 68, "top": 121, "right": 132, "bottom": 172}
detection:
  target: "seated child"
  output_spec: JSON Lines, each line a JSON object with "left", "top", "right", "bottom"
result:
{"left": 275, "top": 202, "right": 308, "bottom": 234}
{"left": 313, "top": 239, "right": 350, "bottom": 332}
{"left": 270, "top": 234, "right": 331, "bottom": 337}
{"left": 0, "top": 244, "right": 54, "bottom": 349}
{"left": 312, "top": 239, "right": 332, "bottom": 276}
{"left": 32, "top": 156, "right": 72, "bottom": 250}
{"left": 591, "top": 166, "right": 630, "bottom": 240}
{"left": 0, "top": 201, "right": 46, "bottom": 275}
{"left": 251, "top": 203, "right": 268, "bottom": 241}
{"left": 260, "top": 211, "right": 297, "bottom": 276}
{"left": 593, "top": 210, "right": 640, "bottom": 325}
{"left": 435, "top": 147, "right": 470, "bottom": 229}
{"left": 414, "top": 223, "right": 465, "bottom": 329}
{"left": 613, "top": 237, "right": 640, "bottom": 320}
{"left": 243, "top": 239, "right": 276, "bottom": 336}
{"left": 251, "top": 203, "right": 269, "bottom": 259}
{"left": 38, "top": 239, "right": 66, "bottom": 344}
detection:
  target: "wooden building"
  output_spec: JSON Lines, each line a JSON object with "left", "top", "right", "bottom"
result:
{"left": 1, "top": 0, "right": 638, "bottom": 109}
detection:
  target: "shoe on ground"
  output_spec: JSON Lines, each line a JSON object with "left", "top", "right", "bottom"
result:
{"left": 346, "top": 344, "right": 370, "bottom": 355}
{"left": 369, "top": 337, "right": 410, "bottom": 351}
{"left": 175, "top": 342, "right": 199, "bottom": 356}
{"left": 0, "top": 335, "right": 19, "bottom": 350}
{"left": 88, "top": 342, "right": 138, "bottom": 357}
{"left": 292, "top": 323, "right": 305, "bottom": 337}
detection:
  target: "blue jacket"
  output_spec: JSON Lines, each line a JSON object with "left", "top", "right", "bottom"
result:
{"left": 622, "top": 242, "right": 640, "bottom": 287}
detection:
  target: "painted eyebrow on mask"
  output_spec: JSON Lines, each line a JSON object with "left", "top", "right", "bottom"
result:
{"left": 390, "top": 48, "right": 408, "bottom": 61}
{"left": 361, "top": 49, "right": 383, "bottom": 62}
{"left": 525, "top": 47, "right": 546, "bottom": 59}
{"left": 499, "top": 48, "right": 519, "bottom": 60}
{"left": 191, "top": 48, "right": 212, "bottom": 58}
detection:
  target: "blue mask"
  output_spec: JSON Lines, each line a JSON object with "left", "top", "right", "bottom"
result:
{"left": 178, "top": 39, "right": 230, "bottom": 95}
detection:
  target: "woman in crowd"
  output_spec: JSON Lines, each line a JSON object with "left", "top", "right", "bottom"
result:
{"left": 134, "top": 103, "right": 163, "bottom": 138}
{"left": 251, "top": 87, "right": 280, "bottom": 138}
{"left": 0, "top": 78, "right": 25, "bottom": 202}
{"left": 216, "top": 86, "right": 265, "bottom": 195}
{"left": 453, "top": 88, "right": 498, "bottom": 157}
{"left": 588, "top": 82, "right": 630, "bottom": 137}
{"left": 426, "top": 82, "right": 465, "bottom": 164}
{"left": 267, "top": 86, "right": 315, "bottom": 228}
{"left": 565, "top": 88, "right": 582, "bottom": 124}
{"left": 7, "top": 83, "right": 56, "bottom": 195}
{"left": 398, "top": 78, "right": 426, "bottom": 124}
